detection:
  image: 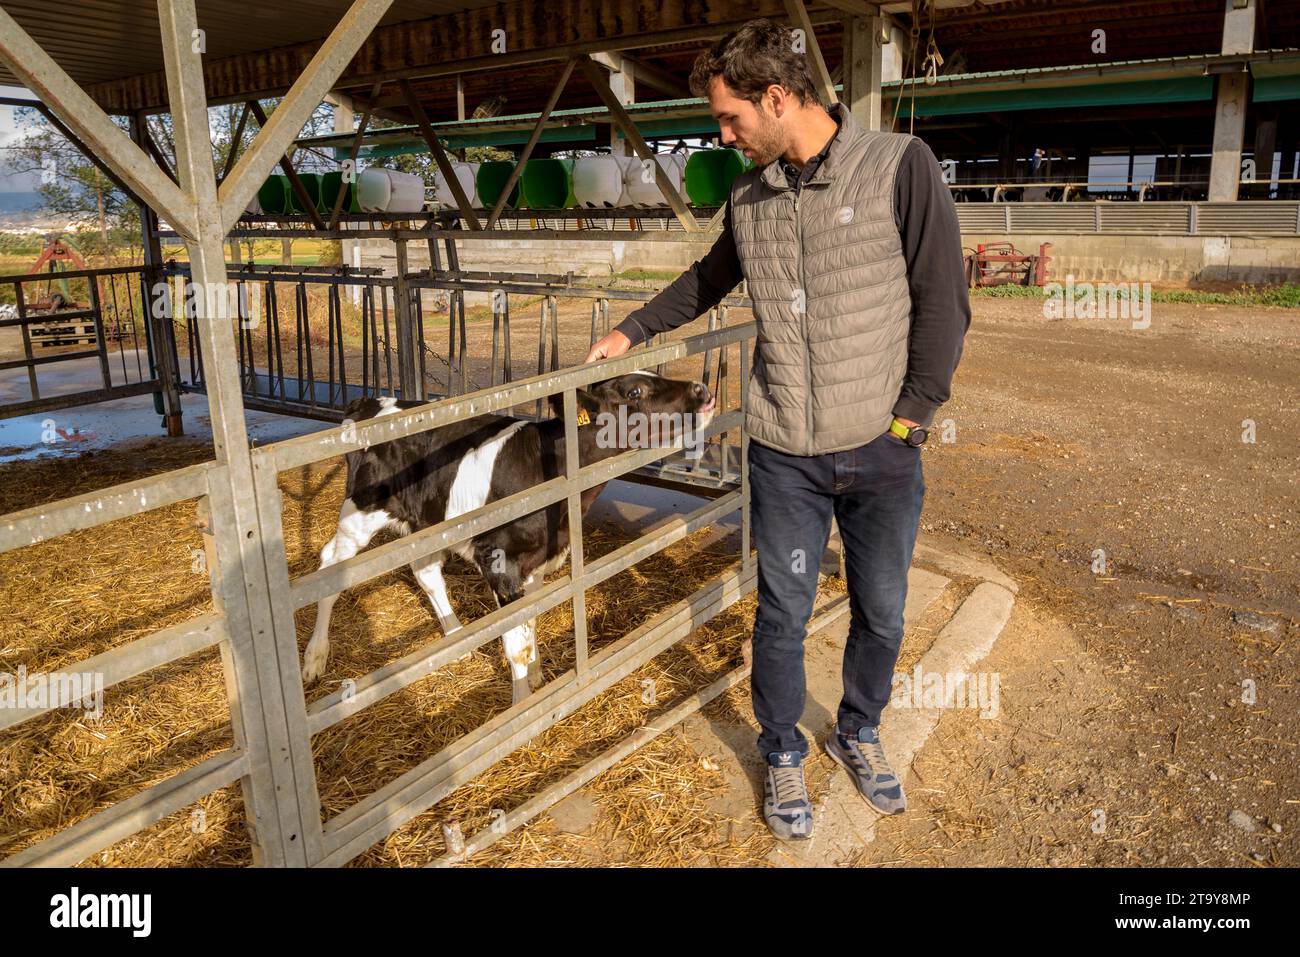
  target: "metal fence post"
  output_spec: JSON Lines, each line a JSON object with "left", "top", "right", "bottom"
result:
{"left": 131, "top": 113, "right": 185, "bottom": 436}
{"left": 158, "top": 0, "right": 322, "bottom": 866}
{"left": 393, "top": 237, "right": 421, "bottom": 401}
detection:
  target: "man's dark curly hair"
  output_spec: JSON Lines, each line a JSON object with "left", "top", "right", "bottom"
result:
{"left": 688, "top": 18, "right": 822, "bottom": 110}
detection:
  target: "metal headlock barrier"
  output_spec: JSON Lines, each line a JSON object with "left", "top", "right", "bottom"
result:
{"left": 161, "top": 261, "right": 401, "bottom": 421}
{"left": 153, "top": 253, "right": 751, "bottom": 491}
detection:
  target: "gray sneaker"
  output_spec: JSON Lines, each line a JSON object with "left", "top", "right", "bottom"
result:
{"left": 763, "top": 750, "right": 813, "bottom": 841}
{"left": 824, "top": 725, "right": 907, "bottom": 814}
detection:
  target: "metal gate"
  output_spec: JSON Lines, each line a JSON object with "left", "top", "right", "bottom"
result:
{"left": 0, "top": 264, "right": 178, "bottom": 423}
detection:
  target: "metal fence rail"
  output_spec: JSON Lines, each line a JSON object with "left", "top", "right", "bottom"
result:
{"left": 0, "top": 457, "right": 272, "bottom": 867}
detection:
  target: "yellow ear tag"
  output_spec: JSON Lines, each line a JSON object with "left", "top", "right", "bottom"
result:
{"left": 576, "top": 408, "right": 591, "bottom": 426}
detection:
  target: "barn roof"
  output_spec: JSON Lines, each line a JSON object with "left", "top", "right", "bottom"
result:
{"left": 1, "top": 0, "right": 1294, "bottom": 120}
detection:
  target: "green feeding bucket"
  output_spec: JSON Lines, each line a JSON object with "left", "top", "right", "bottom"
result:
{"left": 257, "top": 175, "right": 294, "bottom": 214}
{"left": 287, "top": 172, "right": 326, "bottom": 214}
{"left": 518, "top": 158, "right": 576, "bottom": 209}
{"left": 319, "top": 171, "right": 362, "bottom": 215}
{"left": 476, "top": 161, "right": 520, "bottom": 210}
{"left": 685, "top": 149, "right": 752, "bottom": 206}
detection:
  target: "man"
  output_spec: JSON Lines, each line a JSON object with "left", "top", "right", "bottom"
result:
{"left": 585, "top": 19, "right": 970, "bottom": 841}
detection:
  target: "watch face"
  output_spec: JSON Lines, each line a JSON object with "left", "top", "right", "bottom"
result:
{"left": 907, "top": 427, "right": 928, "bottom": 447}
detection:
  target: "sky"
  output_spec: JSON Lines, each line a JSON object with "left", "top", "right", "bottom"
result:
{"left": 0, "top": 85, "right": 42, "bottom": 199}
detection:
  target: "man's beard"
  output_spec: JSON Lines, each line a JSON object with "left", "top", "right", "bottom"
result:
{"left": 744, "top": 106, "right": 786, "bottom": 167}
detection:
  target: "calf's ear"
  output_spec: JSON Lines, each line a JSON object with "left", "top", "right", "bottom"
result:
{"left": 547, "top": 388, "right": 601, "bottom": 422}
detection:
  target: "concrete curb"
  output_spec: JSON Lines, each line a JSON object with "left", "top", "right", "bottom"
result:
{"left": 913, "top": 540, "right": 1020, "bottom": 595}
{"left": 769, "top": 559, "right": 1017, "bottom": 866}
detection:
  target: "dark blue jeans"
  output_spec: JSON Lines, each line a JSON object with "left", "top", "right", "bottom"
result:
{"left": 747, "top": 430, "right": 925, "bottom": 758}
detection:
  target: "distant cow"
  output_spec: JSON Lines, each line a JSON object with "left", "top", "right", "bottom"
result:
{"left": 303, "top": 371, "right": 717, "bottom": 703}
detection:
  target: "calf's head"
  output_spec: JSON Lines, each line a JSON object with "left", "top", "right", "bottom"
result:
{"left": 555, "top": 370, "right": 716, "bottom": 458}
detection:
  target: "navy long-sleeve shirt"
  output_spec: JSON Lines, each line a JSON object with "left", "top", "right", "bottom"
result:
{"left": 613, "top": 122, "right": 971, "bottom": 429}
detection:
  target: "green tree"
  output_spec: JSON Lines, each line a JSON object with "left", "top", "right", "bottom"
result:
{"left": 4, "top": 112, "right": 136, "bottom": 249}
{"left": 3, "top": 97, "right": 337, "bottom": 262}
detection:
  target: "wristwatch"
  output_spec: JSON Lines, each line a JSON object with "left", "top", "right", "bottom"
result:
{"left": 889, "top": 418, "right": 928, "bottom": 447}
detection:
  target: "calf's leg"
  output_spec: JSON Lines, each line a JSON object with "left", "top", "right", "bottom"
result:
{"left": 303, "top": 499, "right": 393, "bottom": 684}
{"left": 411, "top": 554, "right": 472, "bottom": 661}
{"left": 473, "top": 546, "right": 541, "bottom": 705}
{"left": 410, "top": 554, "right": 464, "bottom": 634}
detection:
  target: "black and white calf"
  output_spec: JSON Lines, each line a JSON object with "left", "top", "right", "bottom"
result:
{"left": 303, "top": 370, "right": 716, "bottom": 703}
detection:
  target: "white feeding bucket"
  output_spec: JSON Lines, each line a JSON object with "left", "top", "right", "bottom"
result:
{"left": 357, "top": 167, "right": 427, "bottom": 213}
{"left": 572, "top": 155, "right": 633, "bottom": 208}
{"left": 623, "top": 153, "right": 687, "bottom": 208}
{"left": 433, "top": 161, "right": 481, "bottom": 209}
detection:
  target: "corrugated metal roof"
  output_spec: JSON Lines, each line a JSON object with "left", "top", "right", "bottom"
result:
{"left": 0, "top": 1, "right": 496, "bottom": 89}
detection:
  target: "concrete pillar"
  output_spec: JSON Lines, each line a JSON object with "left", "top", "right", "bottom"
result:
{"left": 332, "top": 94, "right": 357, "bottom": 283}
{"left": 1208, "top": 0, "right": 1256, "bottom": 201}
{"left": 454, "top": 75, "right": 467, "bottom": 161}
{"left": 881, "top": 22, "right": 907, "bottom": 130}
{"left": 1221, "top": 0, "right": 1257, "bottom": 54}
{"left": 844, "top": 16, "right": 884, "bottom": 132}
{"left": 1209, "top": 75, "right": 1250, "bottom": 200}
{"left": 601, "top": 53, "right": 635, "bottom": 156}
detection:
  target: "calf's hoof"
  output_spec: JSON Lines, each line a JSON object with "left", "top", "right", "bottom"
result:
{"left": 301, "top": 642, "right": 329, "bottom": 685}
{"left": 526, "top": 655, "right": 544, "bottom": 692}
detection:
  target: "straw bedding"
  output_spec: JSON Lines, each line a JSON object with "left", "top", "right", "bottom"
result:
{"left": 0, "top": 436, "right": 855, "bottom": 866}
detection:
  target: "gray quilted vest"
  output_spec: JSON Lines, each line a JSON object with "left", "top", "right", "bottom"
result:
{"left": 730, "top": 102, "right": 915, "bottom": 456}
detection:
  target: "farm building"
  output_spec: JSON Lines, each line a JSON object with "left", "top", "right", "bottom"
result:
{"left": 0, "top": 0, "right": 1294, "bottom": 870}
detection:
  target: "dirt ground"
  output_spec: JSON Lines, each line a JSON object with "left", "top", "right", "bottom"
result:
{"left": 1, "top": 290, "right": 1296, "bottom": 867}
{"left": 846, "top": 294, "right": 1299, "bottom": 867}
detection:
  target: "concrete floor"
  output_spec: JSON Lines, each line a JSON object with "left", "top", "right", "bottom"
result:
{"left": 0, "top": 350, "right": 330, "bottom": 463}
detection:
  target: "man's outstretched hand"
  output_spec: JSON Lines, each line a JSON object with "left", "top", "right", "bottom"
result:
{"left": 584, "top": 329, "right": 632, "bottom": 364}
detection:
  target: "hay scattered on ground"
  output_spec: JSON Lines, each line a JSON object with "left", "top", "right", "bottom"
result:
{"left": 2, "top": 437, "right": 853, "bottom": 867}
